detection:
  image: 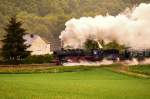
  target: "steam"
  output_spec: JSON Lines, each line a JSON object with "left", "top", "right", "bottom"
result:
{"left": 60, "top": 3, "right": 150, "bottom": 49}
{"left": 63, "top": 59, "right": 113, "bottom": 66}
{"left": 63, "top": 58, "right": 150, "bottom": 66}
{"left": 121, "top": 58, "right": 150, "bottom": 65}
{"left": 121, "top": 58, "right": 139, "bottom": 65}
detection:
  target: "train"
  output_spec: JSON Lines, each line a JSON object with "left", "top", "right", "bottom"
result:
{"left": 53, "top": 48, "right": 150, "bottom": 65}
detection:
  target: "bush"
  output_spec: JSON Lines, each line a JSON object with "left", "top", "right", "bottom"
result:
{"left": 22, "top": 54, "right": 54, "bottom": 64}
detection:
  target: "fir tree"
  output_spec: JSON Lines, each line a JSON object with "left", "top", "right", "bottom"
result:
{"left": 1, "top": 17, "right": 31, "bottom": 64}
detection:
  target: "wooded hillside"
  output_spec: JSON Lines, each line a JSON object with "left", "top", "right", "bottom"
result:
{"left": 0, "top": 0, "right": 149, "bottom": 42}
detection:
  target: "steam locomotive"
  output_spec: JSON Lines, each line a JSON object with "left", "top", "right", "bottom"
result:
{"left": 53, "top": 48, "right": 150, "bottom": 65}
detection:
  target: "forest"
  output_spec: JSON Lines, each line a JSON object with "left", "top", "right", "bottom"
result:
{"left": 0, "top": 0, "right": 150, "bottom": 42}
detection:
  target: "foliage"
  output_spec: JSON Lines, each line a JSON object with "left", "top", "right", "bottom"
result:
{"left": 103, "top": 40, "right": 126, "bottom": 51}
{"left": 84, "top": 39, "right": 126, "bottom": 51}
{"left": 84, "top": 39, "right": 99, "bottom": 49}
{"left": 1, "top": 17, "right": 31, "bottom": 64}
{"left": 0, "top": 0, "right": 150, "bottom": 41}
{"left": 23, "top": 54, "right": 54, "bottom": 64}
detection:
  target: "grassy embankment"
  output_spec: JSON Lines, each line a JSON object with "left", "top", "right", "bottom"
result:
{"left": 129, "top": 64, "right": 150, "bottom": 75}
{"left": 0, "top": 64, "right": 118, "bottom": 74}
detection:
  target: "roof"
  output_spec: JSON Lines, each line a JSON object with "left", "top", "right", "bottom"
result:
{"left": 23, "top": 34, "right": 49, "bottom": 45}
{"left": 0, "top": 34, "right": 50, "bottom": 49}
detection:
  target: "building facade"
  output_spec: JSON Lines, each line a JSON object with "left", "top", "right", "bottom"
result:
{"left": 24, "top": 34, "right": 52, "bottom": 55}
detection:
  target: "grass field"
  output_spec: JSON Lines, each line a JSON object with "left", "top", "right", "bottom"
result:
{"left": 0, "top": 67, "right": 150, "bottom": 99}
{"left": 129, "top": 65, "right": 150, "bottom": 75}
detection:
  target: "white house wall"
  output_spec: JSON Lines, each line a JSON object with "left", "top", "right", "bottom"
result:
{"left": 24, "top": 34, "right": 52, "bottom": 55}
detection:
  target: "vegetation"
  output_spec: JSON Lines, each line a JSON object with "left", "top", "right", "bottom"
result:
{"left": 84, "top": 39, "right": 126, "bottom": 51}
{"left": 0, "top": 0, "right": 150, "bottom": 42}
{"left": 0, "top": 67, "right": 149, "bottom": 99}
{"left": 104, "top": 40, "right": 126, "bottom": 51}
{"left": 0, "top": 65, "right": 94, "bottom": 74}
{"left": 0, "top": 64, "right": 123, "bottom": 74}
{"left": 129, "top": 65, "right": 150, "bottom": 75}
{"left": 84, "top": 39, "right": 99, "bottom": 49}
{"left": 23, "top": 54, "right": 54, "bottom": 64}
{"left": 1, "top": 17, "right": 30, "bottom": 64}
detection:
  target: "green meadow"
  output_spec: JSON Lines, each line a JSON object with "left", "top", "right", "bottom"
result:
{"left": 129, "top": 65, "right": 150, "bottom": 75}
{"left": 0, "top": 66, "right": 149, "bottom": 99}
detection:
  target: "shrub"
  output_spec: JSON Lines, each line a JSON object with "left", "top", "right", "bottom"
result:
{"left": 22, "top": 54, "right": 54, "bottom": 64}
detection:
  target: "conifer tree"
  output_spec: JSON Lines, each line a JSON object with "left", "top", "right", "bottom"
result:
{"left": 1, "top": 17, "right": 31, "bottom": 64}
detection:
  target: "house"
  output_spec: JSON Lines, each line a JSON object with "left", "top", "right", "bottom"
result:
{"left": 24, "top": 34, "right": 52, "bottom": 55}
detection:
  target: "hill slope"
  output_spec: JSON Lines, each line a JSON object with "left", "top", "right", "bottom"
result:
{"left": 0, "top": 0, "right": 150, "bottom": 42}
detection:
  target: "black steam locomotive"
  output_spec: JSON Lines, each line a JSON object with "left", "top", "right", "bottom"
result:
{"left": 53, "top": 48, "right": 150, "bottom": 65}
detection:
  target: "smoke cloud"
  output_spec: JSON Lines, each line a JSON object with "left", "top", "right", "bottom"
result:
{"left": 60, "top": 3, "right": 150, "bottom": 49}
{"left": 63, "top": 59, "right": 113, "bottom": 66}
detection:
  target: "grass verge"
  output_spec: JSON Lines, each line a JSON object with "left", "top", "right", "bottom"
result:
{"left": 129, "top": 65, "right": 150, "bottom": 75}
{"left": 0, "top": 64, "right": 119, "bottom": 74}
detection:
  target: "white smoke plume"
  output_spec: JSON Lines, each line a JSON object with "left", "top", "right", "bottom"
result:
{"left": 63, "top": 59, "right": 113, "bottom": 66}
{"left": 121, "top": 58, "right": 150, "bottom": 65}
{"left": 63, "top": 58, "right": 150, "bottom": 66}
{"left": 60, "top": 3, "right": 150, "bottom": 49}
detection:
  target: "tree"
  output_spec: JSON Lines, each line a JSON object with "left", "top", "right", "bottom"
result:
{"left": 84, "top": 39, "right": 127, "bottom": 51}
{"left": 104, "top": 40, "right": 126, "bottom": 51}
{"left": 84, "top": 39, "right": 99, "bottom": 50}
{"left": 1, "top": 17, "right": 31, "bottom": 64}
